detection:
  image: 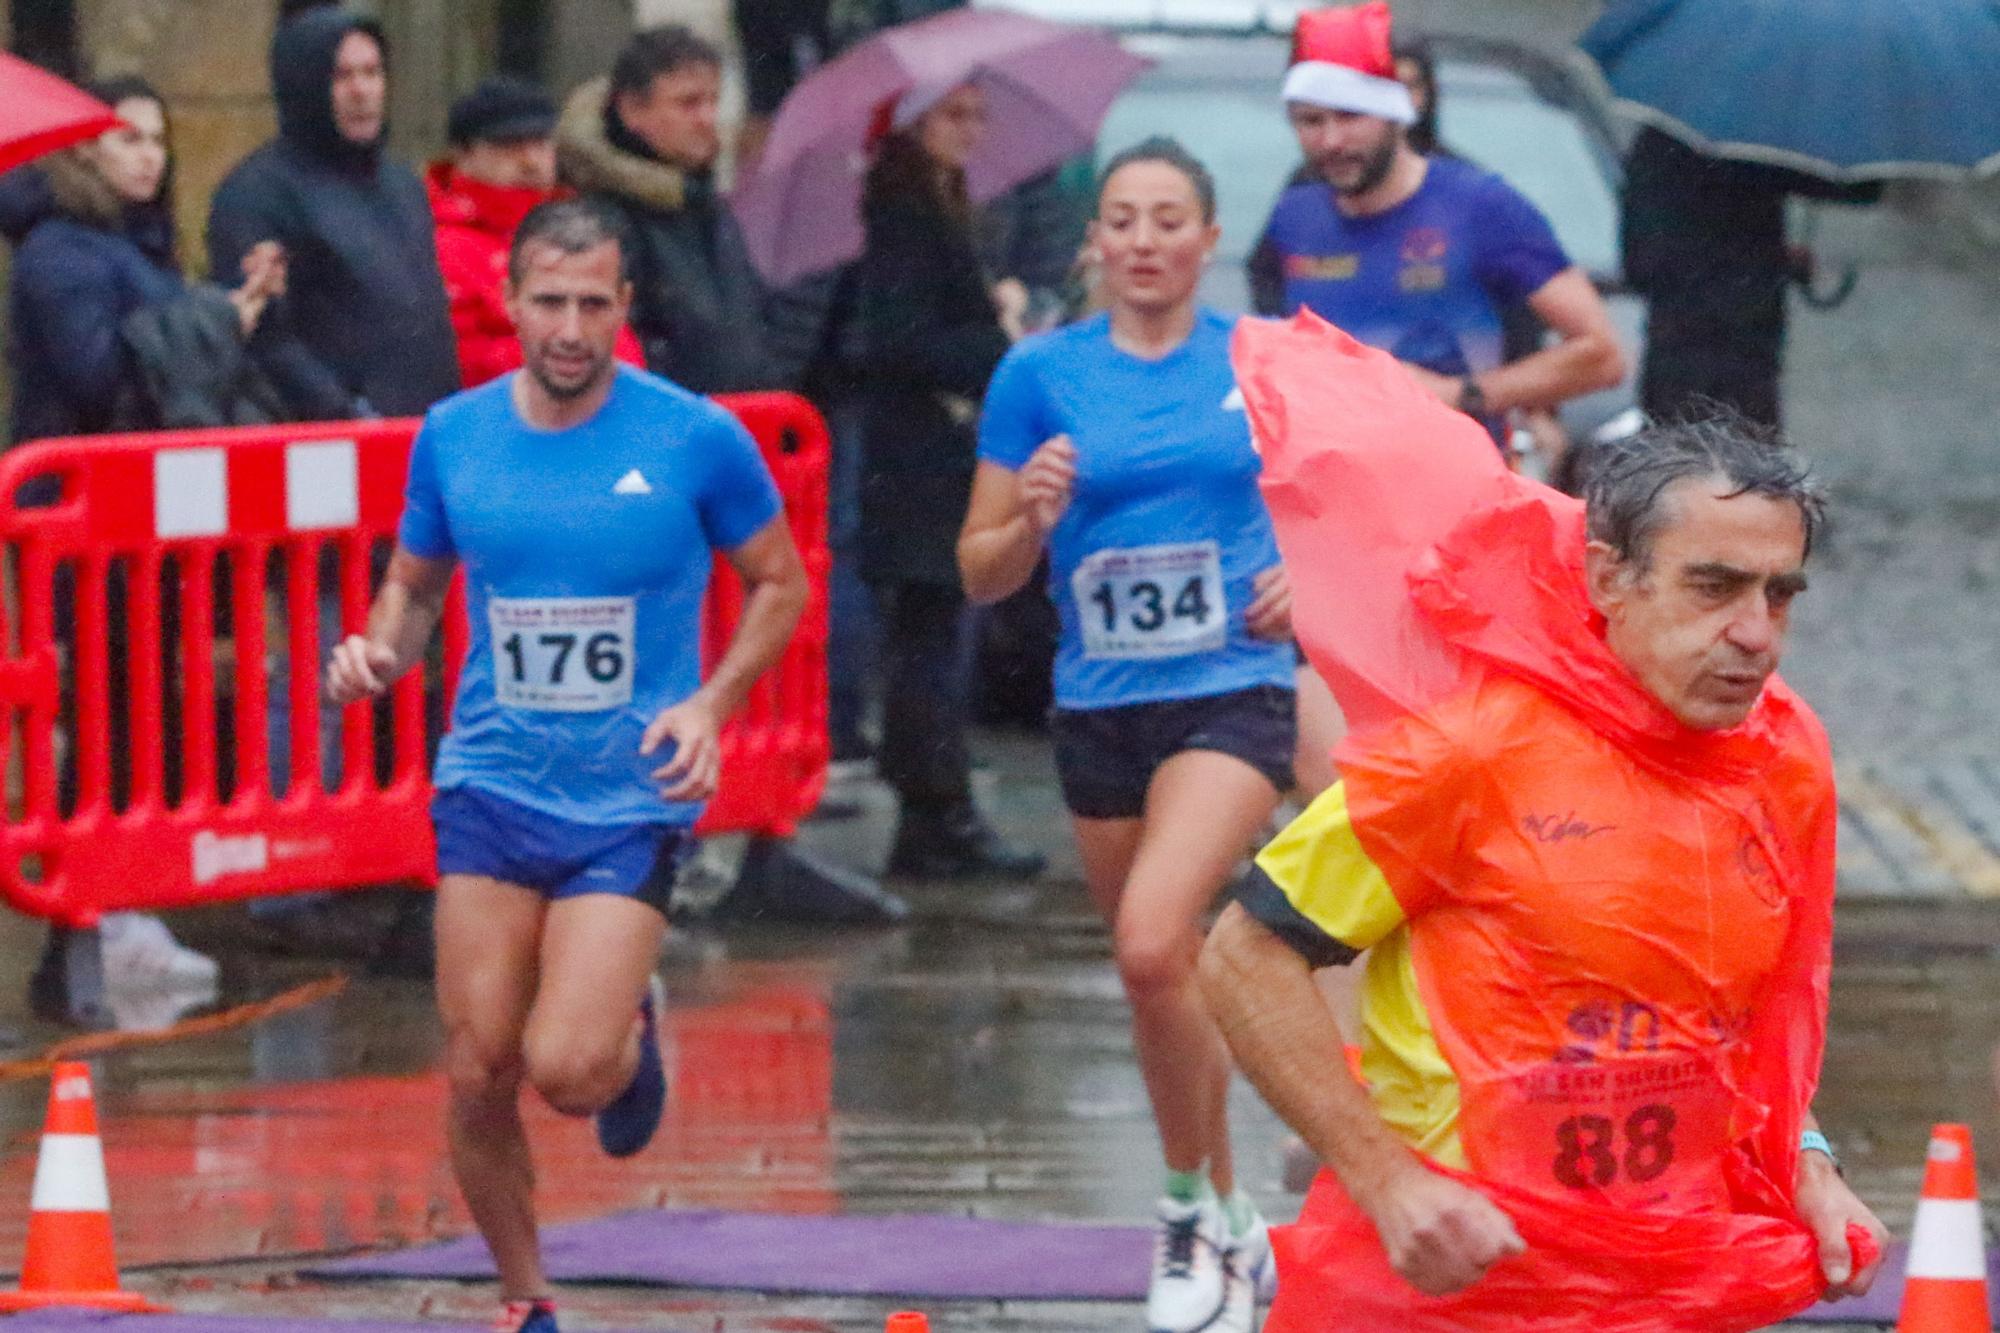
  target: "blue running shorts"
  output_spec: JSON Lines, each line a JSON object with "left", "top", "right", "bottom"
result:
{"left": 431, "top": 785, "right": 692, "bottom": 914}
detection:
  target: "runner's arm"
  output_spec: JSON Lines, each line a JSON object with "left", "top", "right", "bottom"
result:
{"left": 690, "top": 513, "right": 808, "bottom": 719}
{"left": 1201, "top": 904, "right": 1524, "bottom": 1294}
{"left": 1201, "top": 902, "right": 1410, "bottom": 1193}
{"left": 959, "top": 461, "right": 1048, "bottom": 605}
{"left": 1461, "top": 268, "right": 1625, "bottom": 415}
{"left": 326, "top": 546, "right": 455, "bottom": 702}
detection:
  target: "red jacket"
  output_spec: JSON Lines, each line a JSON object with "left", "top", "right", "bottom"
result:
{"left": 425, "top": 162, "right": 642, "bottom": 388}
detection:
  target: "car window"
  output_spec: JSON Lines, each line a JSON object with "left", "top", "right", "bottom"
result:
{"left": 1435, "top": 64, "right": 1621, "bottom": 279}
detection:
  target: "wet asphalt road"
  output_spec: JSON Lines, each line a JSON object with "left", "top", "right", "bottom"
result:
{"left": 3, "top": 1, "right": 2000, "bottom": 1323}
{"left": 0, "top": 740, "right": 1994, "bottom": 1331}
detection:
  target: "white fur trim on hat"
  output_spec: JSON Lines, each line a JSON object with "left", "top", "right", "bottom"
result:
{"left": 1281, "top": 61, "right": 1417, "bottom": 124}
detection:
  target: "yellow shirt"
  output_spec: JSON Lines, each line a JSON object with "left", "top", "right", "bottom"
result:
{"left": 1241, "top": 780, "right": 1465, "bottom": 1166}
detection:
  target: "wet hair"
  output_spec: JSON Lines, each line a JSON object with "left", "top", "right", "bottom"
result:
{"left": 609, "top": 25, "right": 723, "bottom": 100}
{"left": 85, "top": 73, "right": 167, "bottom": 116}
{"left": 1583, "top": 410, "right": 1827, "bottom": 572}
{"left": 508, "top": 197, "right": 630, "bottom": 285}
{"left": 1097, "top": 136, "right": 1217, "bottom": 224}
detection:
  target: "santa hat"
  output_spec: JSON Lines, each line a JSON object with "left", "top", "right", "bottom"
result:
{"left": 1282, "top": 2, "right": 1417, "bottom": 125}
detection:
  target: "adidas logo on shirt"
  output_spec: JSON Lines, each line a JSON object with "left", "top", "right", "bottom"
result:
{"left": 612, "top": 469, "right": 653, "bottom": 496}
{"left": 1220, "top": 386, "right": 1245, "bottom": 412}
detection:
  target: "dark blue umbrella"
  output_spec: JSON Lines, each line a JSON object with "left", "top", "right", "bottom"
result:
{"left": 1580, "top": 0, "right": 2000, "bottom": 180}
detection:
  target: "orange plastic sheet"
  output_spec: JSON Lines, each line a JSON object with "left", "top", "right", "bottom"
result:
{"left": 1234, "top": 314, "right": 1838, "bottom": 1331}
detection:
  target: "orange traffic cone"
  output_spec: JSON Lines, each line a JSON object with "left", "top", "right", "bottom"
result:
{"left": 885, "top": 1314, "right": 929, "bottom": 1333}
{"left": 1898, "top": 1123, "right": 1991, "bottom": 1332}
{"left": 0, "top": 1062, "right": 164, "bottom": 1312}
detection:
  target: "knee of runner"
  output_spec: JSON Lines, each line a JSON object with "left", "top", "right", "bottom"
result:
{"left": 1114, "top": 922, "right": 1199, "bottom": 1002}
{"left": 524, "top": 1035, "right": 628, "bottom": 1115}
{"left": 444, "top": 1032, "right": 523, "bottom": 1107}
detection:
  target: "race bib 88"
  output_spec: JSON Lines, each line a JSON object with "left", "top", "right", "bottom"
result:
{"left": 487, "top": 595, "right": 635, "bottom": 712}
{"left": 1071, "top": 541, "right": 1226, "bottom": 661}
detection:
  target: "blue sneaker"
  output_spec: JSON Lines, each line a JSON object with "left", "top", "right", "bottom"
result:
{"left": 491, "top": 1300, "right": 557, "bottom": 1333}
{"left": 595, "top": 974, "right": 667, "bottom": 1158}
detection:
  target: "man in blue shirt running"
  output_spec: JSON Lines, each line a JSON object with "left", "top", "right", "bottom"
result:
{"left": 1250, "top": 2, "right": 1624, "bottom": 440}
{"left": 325, "top": 199, "right": 807, "bottom": 1333}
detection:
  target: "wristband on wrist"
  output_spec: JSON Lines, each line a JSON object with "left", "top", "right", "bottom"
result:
{"left": 1800, "top": 1129, "right": 1841, "bottom": 1173}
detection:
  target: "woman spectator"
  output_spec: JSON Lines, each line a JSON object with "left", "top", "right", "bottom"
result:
{"left": 8, "top": 75, "right": 287, "bottom": 445}
{"left": 855, "top": 79, "right": 1041, "bottom": 881}
{"left": 7, "top": 76, "right": 285, "bottom": 1023}
{"left": 960, "top": 138, "right": 1289, "bottom": 1331}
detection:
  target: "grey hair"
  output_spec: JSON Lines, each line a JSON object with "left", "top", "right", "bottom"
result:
{"left": 508, "top": 197, "right": 631, "bottom": 285}
{"left": 1583, "top": 411, "right": 1827, "bottom": 571}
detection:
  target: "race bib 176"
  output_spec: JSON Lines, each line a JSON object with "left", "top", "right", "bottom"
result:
{"left": 1071, "top": 541, "right": 1226, "bottom": 661}
{"left": 487, "top": 595, "right": 635, "bottom": 712}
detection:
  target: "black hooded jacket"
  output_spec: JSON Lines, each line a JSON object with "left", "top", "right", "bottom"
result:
{"left": 205, "top": 7, "right": 456, "bottom": 420}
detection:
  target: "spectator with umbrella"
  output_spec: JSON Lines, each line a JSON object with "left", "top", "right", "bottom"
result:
{"left": 730, "top": 8, "right": 1147, "bottom": 880}
{"left": 1581, "top": 0, "right": 1999, "bottom": 430}
{"left": 856, "top": 79, "right": 1046, "bottom": 880}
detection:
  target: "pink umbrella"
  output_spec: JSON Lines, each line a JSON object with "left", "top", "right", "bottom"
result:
{"left": 731, "top": 8, "right": 1150, "bottom": 287}
{"left": 0, "top": 52, "right": 121, "bottom": 175}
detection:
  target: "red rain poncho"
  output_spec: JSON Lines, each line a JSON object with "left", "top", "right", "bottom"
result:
{"left": 1235, "top": 314, "right": 1838, "bottom": 1331}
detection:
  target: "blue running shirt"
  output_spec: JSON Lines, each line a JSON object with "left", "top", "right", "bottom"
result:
{"left": 398, "top": 367, "right": 782, "bottom": 827}
{"left": 1259, "top": 156, "right": 1568, "bottom": 379}
{"left": 979, "top": 310, "right": 1294, "bottom": 711}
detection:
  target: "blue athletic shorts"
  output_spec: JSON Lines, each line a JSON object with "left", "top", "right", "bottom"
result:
{"left": 431, "top": 784, "right": 692, "bottom": 914}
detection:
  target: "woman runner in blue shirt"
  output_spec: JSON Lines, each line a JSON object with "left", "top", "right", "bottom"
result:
{"left": 960, "top": 138, "right": 1294, "bottom": 1333}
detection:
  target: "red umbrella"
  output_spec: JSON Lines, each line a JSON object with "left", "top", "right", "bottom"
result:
{"left": 0, "top": 51, "right": 121, "bottom": 175}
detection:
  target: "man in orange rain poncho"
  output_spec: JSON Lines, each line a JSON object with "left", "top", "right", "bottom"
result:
{"left": 1198, "top": 313, "right": 1888, "bottom": 1332}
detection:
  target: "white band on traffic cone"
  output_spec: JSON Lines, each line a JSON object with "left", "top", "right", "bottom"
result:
{"left": 28, "top": 1134, "right": 111, "bottom": 1213}
{"left": 1907, "top": 1199, "right": 1987, "bottom": 1281}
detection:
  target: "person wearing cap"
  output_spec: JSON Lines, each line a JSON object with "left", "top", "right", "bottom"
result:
{"left": 428, "top": 76, "right": 643, "bottom": 387}
{"left": 1249, "top": 1, "right": 1624, "bottom": 445}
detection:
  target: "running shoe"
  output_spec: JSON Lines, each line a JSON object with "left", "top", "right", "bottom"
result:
{"left": 595, "top": 975, "right": 667, "bottom": 1158}
{"left": 1227, "top": 1206, "right": 1278, "bottom": 1303}
{"left": 1210, "top": 1265, "right": 1256, "bottom": 1333}
{"left": 491, "top": 1299, "right": 558, "bottom": 1333}
{"left": 1147, "top": 1195, "right": 1229, "bottom": 1333}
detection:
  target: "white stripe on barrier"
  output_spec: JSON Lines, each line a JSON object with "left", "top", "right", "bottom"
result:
{"left": 285, "top": 439, "right": 360, "bottom": 531}
{"left": 1906, "top": 1199, "right": 1988, "bottom": 1280}
{"left": 28, "top": 1134, "right": 111, "bottom": 1212}
{"left": 154, "top": 448, "right": 229, "bottom": 538}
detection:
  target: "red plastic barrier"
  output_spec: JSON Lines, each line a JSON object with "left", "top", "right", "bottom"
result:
{"left": 0, "top": 393, "right": 829, "bottom": 926}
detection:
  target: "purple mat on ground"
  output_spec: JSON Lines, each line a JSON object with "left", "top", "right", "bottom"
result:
{"left": 307, "top": 1208, "right": 1155, "bottom": 1301}
{"left": 305, "top": 1206, "right": 1948, "bottom": 1321}
{"left": 0, "top": 1316, "right": 597, "bottom": 1333}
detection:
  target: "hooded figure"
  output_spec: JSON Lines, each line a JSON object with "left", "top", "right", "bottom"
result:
{"left": 206, "top": 6, "right": 457, "bottom": 421}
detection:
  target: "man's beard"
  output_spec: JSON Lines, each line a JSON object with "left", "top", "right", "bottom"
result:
{"left": 527, "top": 348, "right": 611, "bottom": 402}
{"left": 1325, "top": 135, "right": 1399, "bottom": 198}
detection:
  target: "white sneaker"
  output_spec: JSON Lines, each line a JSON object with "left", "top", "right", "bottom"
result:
{"left": 1210, "top": 1265, "right": 1256, "bottom": 1333}
{"left": 1147, "top": 1195, "right": 1228, "bottom": 1333}
{"left": 100, "top": 912, "right": 220, "bottom": 989}
{"left": 1226, "top": 1207, "right": 1277, "bottom": 1303}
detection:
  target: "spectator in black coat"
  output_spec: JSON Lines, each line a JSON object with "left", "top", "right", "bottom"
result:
{"left": 206, "top": 6, "right": 457, "bottom": 421}
{"left": 558, "top": 26, "right": 825, "bottom": 396}
{"left": 8, "top": 76, "right": 286, "bottom": 447}
{"left": 856, "top": 82, "right": 1042, "bottom": 881}
{"left": 1621, "top": 127, "right": 1880, "bottom": 432}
